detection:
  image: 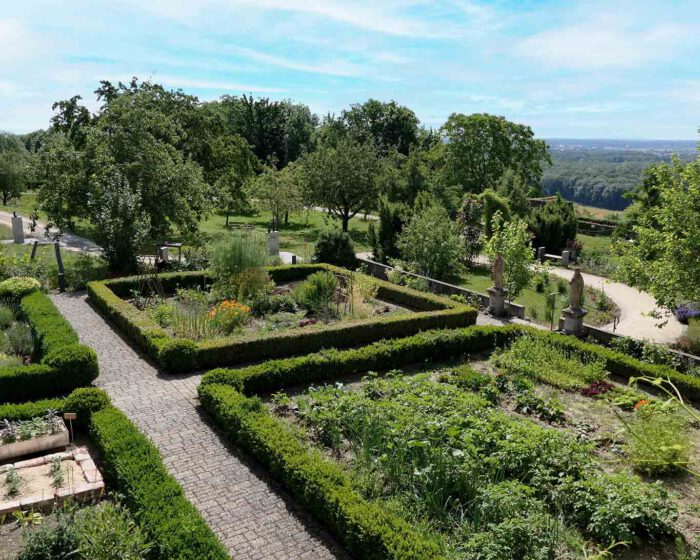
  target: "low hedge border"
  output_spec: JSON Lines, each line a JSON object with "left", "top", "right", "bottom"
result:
{"left": 201, "top": 324, "right": 700, "bottom": 401}
{"left": 199, "top": 383, "right": 446, "bottom": 560}
{"left": 87, "top": 264, "right": 477, "bottom": 373}
{"left": 0, "top": 291, "right": 99, "bottom": 403}
{"left": 0, "top": 388, "right": 228, "bottom": 560}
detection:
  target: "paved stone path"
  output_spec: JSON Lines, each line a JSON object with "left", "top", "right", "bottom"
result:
{"left": 0, "top": 211, "right": 101, "bottom": 254}
{"left": 51, "top": 292, "right": 348, "bottom": 560}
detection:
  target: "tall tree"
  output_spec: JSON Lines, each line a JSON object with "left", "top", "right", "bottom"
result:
{"left": 485, "top": 212, "right": 534, "bottom": 300}
{"left": 340, "top": 99, "right": 419, "bottom": 156}
{"left": 435, "top": 113, "right": 551, "bottom": 196}
{"left": 615, "top": 155, "right": 700, "bottom": 313}
{"left": 254, "top": 162, "right": 305, "bottom": 228}
{"left": 0, "top": 133, "right": 29, "bottom": 205}
{"left": 301, "top": 136, "right": 380, "bottom": 231}
{"left": 34, "top": 83, "right": 208, "bottom": 272}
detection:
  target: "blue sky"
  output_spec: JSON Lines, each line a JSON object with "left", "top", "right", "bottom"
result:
{"left": 1, "top": 0, "right": 699, "bottom": 139}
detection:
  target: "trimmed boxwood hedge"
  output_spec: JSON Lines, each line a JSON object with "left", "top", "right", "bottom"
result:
{"left": 87, "top": 264, "right": 478, "bottom": 374}
{"left": 0, "top": 388, "right": 228, "bottom": 560}
{"left": 201, "top": 325, "right": 700, "bottom": 402}
{"left": 199, "top": 383, "right": 446, "bottom": 560}
{"left": 0, "top": 291, "right": 99, "bottom": 403}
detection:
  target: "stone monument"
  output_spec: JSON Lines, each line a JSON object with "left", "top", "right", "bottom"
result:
{"left": 11, "top": 212, "right": 24, "bottom": 244}
{"left": 562, "top": 267, "right": 587, "bottom": 336}
{"left": 561, "top": 250, "right": 570, "bottom": 267}
{"left": 487, "top": 254, "right": 508, "bottom": 317}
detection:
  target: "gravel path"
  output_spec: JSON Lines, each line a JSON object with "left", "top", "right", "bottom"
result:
{"left": 0, "top": 211, "right": 101, "bottom": 253}
{"left": 50, "top": 292, "right": 348, "bottom": 560}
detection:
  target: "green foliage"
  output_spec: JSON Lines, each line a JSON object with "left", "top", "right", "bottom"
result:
{"left": 4, "top": 466, "right": 21, "bottom": 497}
{"left": 159, "top": 339, "right": 199, "bottom": 373}
{"left": 479, "top": 188, "right": 511, "bottom": 237}
{"left": 493, "top": 335, "right": 607, "bottom": 390}
{"left": 434, "top": 113, "right": 551, "bottom": 196}
{"left": 292, "top": 271, "right": 338, "bottom": 319}
{"left": 626, "top": 409, "right": 692, "bottom": 475}
{"left": 301, "top": 135, "right": 380, "bottom": 230}
{"left": 0, "top": 132, "right": 29, "bottom": 205}
{"left": 90, "top": 406, "right": 229, "bottom": 560}
{"left": 397, "top": 201, "right": 463, "bottom": 280}
{"left": 208, "top": 232, "right": 269, "bottom": 283}
{"left": 253, "top": 162, "right": 304, "bottom": 226}
{"left": 312, "top": 229, "right": 358, "bottom": 269}
{"left": 0, "top": 276, "right": 41, "bottom": 298}
{"left": 456, "top": 194, "right": 484, "bottom": 266}
{"left": 1, "top": 291, "right": 98, "bottom": 403}
{"left": 0, "top": 303, "right": 14, "bottom": 329}
{"left": 63, "top": 387, "right": 112, "bottom": 425}
{"left": 558, "top": 473, "right": 676, "bottom": 543}
{"left": 615, "top": 155, "right": 700, "bottom": 312}
{"left": 529, "top": 195, "right": 578, "bottom": 252}
{"left": 450, "top": 365, "right": 499, "bottom": 404}
{"left": 5, "top": 322, "right": 34, "bottom": 356}
{"left": 17, "top": 503, "right": 151, "bottom": 560}
{"left": 495, "top": 168, "right": 532, "bottom": 218}
{"left": 369, "top": 196, "right": 408, "bottom": 264}
{"left": 484, "top": 212, "right": 533, "bottom": 299}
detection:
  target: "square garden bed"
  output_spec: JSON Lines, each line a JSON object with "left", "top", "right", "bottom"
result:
{"left": 199, "top": 324, "right": 700, "bottom": 559}
{"left": 88, "top": 264, "right": 477, "bottom": 373}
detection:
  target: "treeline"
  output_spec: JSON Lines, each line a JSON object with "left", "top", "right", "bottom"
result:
{"left": 1, "top": 78, "right": 556, "bottom": 272}
{"left": 542, "top": 149, "right": 694, "bottom": 210}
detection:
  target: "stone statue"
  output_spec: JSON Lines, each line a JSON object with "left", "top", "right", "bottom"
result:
{"left": 569, "top": 268, "right": 584, "bottom": 309}
{"left": 492, "top": 254, "right": 504, "bottom": 290}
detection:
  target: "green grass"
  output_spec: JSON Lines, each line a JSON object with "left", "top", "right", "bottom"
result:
{"left": 577, "top": 233, "right": 613, "bottom": 254}
{"left": 196, "top": 209, "right": 372, "bottom": 258}
{"left": 574, "top": 204, "right": 623, "bottom": 221}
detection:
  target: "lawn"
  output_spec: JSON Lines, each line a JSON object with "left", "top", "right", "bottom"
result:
{"left": 574, "top": 203, "right": 623, "bottom": 221}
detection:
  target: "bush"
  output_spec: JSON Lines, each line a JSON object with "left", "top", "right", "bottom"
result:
{"left": 64, "top": 387, "right": 112, "bottom": 425}
{"left": 313, "top": 229, "right": 358, "bottom": 270}
{"left": 5, "top": 322, "right": 34, "bottom": 355}
{"left": 292, "top": 271, "right": 338, "bottom": 319}
{"left": 159, "top": 339, "right": 199, "bottom": 373}
{"left": 0, "top": 276, "right": 41, "bottom": 298}
{"left": 208, "top": 233, "right": 269, "bottom": 282}
{"left": 90, "top": 406, "right": 230, "bottom": 560}
{"left": 0, "top": 303, "right": 14, "bottom": 329}
{"left": 528, "top": 195, "right": 578, "bottom": 253}
{"left": 675, "top": 303, "right": 700, "bottom": 325}
{"left": 557, "top": 473, "right": 676, "bottom": 542}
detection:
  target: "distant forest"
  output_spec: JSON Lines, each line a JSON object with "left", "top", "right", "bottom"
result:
{"left": 541, "top": 140, "right": 697, "bottom": 210}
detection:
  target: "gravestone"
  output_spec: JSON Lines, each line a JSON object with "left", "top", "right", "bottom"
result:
{"left": 11, "top": 214, "right": 24, "bottom": 244}
{"left": 537, "top": 246, "right": 546, "bottom": 262}
{"left": 267, "top": 231, "right": 280, "bottom": 257}
{"left": 561, "top": 250, "right": 570, "bottom": 267}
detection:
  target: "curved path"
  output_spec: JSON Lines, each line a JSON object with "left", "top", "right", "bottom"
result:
{"left": 547, "top": 267, "right": 685, "bottom": 344}
{"left": 0, "top": 211, "right": 101, "bottom": 253}
{"left": 51, "top": 292, "right": 348, "bottom": 560}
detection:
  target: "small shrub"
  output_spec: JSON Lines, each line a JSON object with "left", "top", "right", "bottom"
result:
{"left": 208, "top": 300, "right": 251, "bottom": 334}
{"left": 313, "top": 229, "right": 358, "bottom": 270}
{"left": 609, "top": 336, "right": 644, "bottom": 359}
{"left": 159, "top": 339, "right": 198, "bottom": 373}
{"left": 292, "top": 271, "right": 338, "bottom": 320}
{"left": 148, "top": 302, "right": 175, "bottom": 328}
{"left": 0, "top": 276, "right": 41, "bottom": 298}
{"left": 0, "top": 303, "right": 14, "bottom": 329}
{"left": 63, "top": 387, "right": 112, "bottom": 424}
{"left": 4, "top": 466, "right": 21, "bottom": 497}
{"left": 451, "top": 365, "right": 499, "bottom": 403}
{"left": 674, "top": 303, "right": 700, "bottom": 325}
{"left": 208, "top": 233, "right": 269, "bottom": 282}
{"left": 249, "top": 293, "right": 296, "bottom": 317}
{"left": 5, "top": 322, "right": 34, "bottom": 356}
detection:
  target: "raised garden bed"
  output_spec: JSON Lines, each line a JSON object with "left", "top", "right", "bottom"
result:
{"left": 0, "top": 411, "right": 68, "bottom": 462}
{"left": 88, "top": 265, "right": 477, "bottom": 373}
{"left": 0, "top": 446, "right": 104, "bottom": 516}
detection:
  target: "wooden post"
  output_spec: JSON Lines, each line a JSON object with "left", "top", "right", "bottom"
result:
{"left": 30, "top": 240, "right": 38, "bottom": 261}
{"left": 54, "top": 242, "right": 66, "bottom": 293}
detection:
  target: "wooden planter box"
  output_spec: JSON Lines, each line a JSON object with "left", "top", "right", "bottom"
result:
{"left": 0, "top": 426, "right": 69, "bottom": 463}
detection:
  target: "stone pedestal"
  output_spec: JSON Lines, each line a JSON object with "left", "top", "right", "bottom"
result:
{"left": 11, "top": 216, "right": 24, "bottom": 244}
{"left": 159, "top": 247, "right": 169, "bottom": 262}
{"left": 562, "top": 306, "right": 587, "bottom": 336}
{"left": 488, "top": 286, "right": 508, "bottom": 317}
{"left": 267, "top": 231, "right": 280, "bottom": 257}
{"left": 561, "top": 250, "right": 570, "bottom": 267}
{"left": 537, "top": 246, "right": 546, "bottom": 262}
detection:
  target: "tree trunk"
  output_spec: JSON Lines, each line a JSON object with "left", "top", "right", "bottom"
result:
{"left": 342, "top": 214, "right": 349, "bottom": 231}
{"left": 225, "top": 208, "right": 230, "bottom": 226}
{"left": 284, "top": 211, "right": 289, "bottom": 226}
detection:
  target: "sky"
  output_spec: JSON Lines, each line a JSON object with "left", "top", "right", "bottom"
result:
{"left": 1, "top": 0, "right": 699, "bottom": 139}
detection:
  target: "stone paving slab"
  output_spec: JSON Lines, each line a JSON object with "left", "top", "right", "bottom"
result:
{"left": 51, "top": 292, "right": 348, "bottom": 560}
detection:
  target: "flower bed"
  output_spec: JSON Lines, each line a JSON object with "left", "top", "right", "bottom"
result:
{"left": 0, "top": 291, "right": 98, "bottom": 403}
{"left": 88, "top": 265, "right": 477, "bottom": 373}
{"left": 0, "top": 410, "right": 68, "bottom": 462}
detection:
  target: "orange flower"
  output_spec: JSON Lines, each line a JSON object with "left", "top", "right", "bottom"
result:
{"left": 633, "top": 399, "right": 651, "bottom": 411}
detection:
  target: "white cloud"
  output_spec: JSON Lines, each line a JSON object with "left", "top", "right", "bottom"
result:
{"left": 155, "top": 75, "right": 285, "bottom": 93}
{"left": 518, "top": 17, "right": 693, "bottom": 69}
{"left": 233, "top": 47, "right": 364, "bottom": 77}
